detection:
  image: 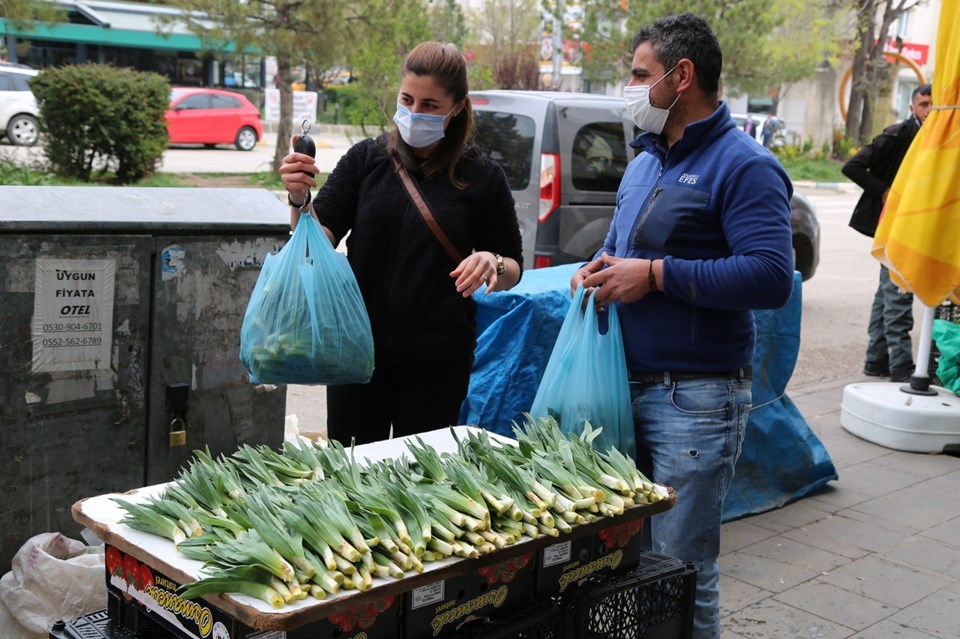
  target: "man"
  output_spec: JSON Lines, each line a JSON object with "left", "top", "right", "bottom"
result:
{"left": 761, "top": 112, "right": 778, "bottom": 147}
{"left": 743, "top": 113, "right": 757, "bottom": 138}
{"left": 571, "top": 14, "right": 794, "bottom": 638}
{"left": 842, "top": 84, "right": 932, "bottom": 383}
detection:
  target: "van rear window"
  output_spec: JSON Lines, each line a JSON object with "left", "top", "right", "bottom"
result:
{"left": 473, "top": 111, "right": 535, "bottom": 191}
{"left": 571, "top": 123, "right": 629, "bottom": 192}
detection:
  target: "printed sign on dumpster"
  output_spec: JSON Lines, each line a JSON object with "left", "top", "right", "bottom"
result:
{"left": 31, "top": 258, "right": 115, "bottom": 373}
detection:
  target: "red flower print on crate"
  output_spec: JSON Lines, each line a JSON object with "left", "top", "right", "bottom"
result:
{"left": 597, "top": 520, "right": 644, "bottom": 550}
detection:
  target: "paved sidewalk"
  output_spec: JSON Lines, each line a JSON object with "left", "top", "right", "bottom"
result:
{"left": 719, "top": 374, "right": 960, "bottom": 638}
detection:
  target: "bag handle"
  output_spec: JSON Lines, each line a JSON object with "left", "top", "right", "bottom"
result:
{"left": 393, "top": 157, "right": 464, "bottom": 264}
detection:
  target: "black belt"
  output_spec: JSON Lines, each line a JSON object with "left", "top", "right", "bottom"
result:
{"left": 628, "top": 365, "right": 752, "bottom": 384}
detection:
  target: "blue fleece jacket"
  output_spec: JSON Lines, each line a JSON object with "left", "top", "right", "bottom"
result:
{"left": 599, "top": 101, "right": 794, "bottom": 372}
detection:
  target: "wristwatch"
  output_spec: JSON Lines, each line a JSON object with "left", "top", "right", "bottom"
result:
{"left": 494, "top": 253, "right": 505, "bottom": 276}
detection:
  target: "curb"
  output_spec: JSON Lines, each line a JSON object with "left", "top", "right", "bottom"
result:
{"left": 793, "top": 180, "right": 861, "bottom": 193}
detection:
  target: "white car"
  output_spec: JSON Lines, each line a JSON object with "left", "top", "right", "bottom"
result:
{"left": 0, "top": 64, "right": 40, "bottom": 146}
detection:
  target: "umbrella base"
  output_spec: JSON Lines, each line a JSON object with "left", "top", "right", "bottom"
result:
{"left": 841, "top": 382, "right": 960, "bottom": 453}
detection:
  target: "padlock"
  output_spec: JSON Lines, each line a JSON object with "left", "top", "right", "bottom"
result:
{"left": 169, "top": 417, "right": 187, "bottom": 447}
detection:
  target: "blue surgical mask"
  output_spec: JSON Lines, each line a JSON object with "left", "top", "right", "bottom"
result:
{"left": 393, "top": 103, "right": 454, "bottom": 149}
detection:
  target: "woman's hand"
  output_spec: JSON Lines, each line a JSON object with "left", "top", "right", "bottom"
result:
{"left": 280, "top": 134, "right": 318, "bottom": 204}
{"left": 451, "top": 251, "right": 500, "bottom": 297}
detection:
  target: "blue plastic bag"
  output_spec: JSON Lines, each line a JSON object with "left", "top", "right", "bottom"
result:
{"left": 240, "top": 212, "right": 374, "bottom": 385}
{"left": 530, "top": 285, "right": 635, "bottom": 457}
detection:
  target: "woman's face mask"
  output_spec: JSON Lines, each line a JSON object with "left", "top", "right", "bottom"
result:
{"left": 623, "top": 65, "right": 679, "bottom": 135}
{"left": 393, "top": 103, "right": 455, "bottom": 149}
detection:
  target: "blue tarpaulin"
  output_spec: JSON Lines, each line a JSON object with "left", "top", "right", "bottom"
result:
{"left": 460, "top": 264, "right": 837, "bottom": 521}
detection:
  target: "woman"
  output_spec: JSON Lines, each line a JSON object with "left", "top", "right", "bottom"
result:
{"left": 280, "top": 41, "right": 523, "bottom": 445}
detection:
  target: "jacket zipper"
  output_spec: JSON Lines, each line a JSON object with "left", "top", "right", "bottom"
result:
{"left": 631, "top": 147, "right": 672, "bottom": 249}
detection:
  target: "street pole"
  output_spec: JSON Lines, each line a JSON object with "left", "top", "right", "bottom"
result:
{"left": 552, "top": 0, "right": 564, "bottom": 90}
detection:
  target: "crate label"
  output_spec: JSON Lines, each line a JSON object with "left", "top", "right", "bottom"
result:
{"left": 411, "top": 580, "right": 445, "bottom": 610}
{"left": 542, "top": 541, "right": 572, "bottom": 568}
{"left": 559, "top": 549, "right": 624, "bottom": 592}
{"left": 430, "top": 585, "right": 509, "bottom": 636}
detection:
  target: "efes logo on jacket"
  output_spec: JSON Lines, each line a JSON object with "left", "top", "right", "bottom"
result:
{"left": 678, "top": 173, "right": 699, "bottom": 185}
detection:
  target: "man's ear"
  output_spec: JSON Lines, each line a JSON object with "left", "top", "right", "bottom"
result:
{"left": 673, "top": 59, "right": 696, "bottom": 93}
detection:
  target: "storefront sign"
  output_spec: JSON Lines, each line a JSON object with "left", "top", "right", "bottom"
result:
{"left": 883, "top": 38, "right": 930, "bottom": 65}
{"left": 31, "top": 258, "right": 115, "bottom": 373}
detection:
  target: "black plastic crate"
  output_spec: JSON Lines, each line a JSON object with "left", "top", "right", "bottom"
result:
{"left": 49, "top": 609, "right": 173, "bottom": 639}
{"left": 570, "top": 552, "right": 696, "bottom": 639}
{"left": 935, "top": 302, "right": 960, "bottom": 324}
{"left": 460, "top": 601, "right": 570, "bottom": 639}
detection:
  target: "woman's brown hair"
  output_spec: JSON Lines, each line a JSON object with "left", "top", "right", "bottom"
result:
{"left": 387, "top": 41, "right": 474, "bottom": 189}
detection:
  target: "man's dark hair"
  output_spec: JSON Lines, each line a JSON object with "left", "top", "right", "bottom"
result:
{"left": 630, "top": 13, "right": 722, "bottom": 95}
{"left": 912, "top": 83, "right": 932, "bottom": 99}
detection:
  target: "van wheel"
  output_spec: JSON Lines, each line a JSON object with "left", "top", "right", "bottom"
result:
{"left": 235, "top": 127, "right": 258, "bottom": 151}
{"left": 8, "top": 114, "right": 39, "bottom": 146}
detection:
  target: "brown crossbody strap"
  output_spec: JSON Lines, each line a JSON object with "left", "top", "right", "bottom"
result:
{"left": 392, "top": 157, "right": 464, "bottom": 264}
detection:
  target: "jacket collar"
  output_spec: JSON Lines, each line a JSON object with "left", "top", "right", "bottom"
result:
{"left": 630, "top": 101, "right": 736, "bottom": 163}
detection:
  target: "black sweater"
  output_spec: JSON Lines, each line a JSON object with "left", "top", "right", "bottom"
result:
{"left": 314, "top": 136, "right": 523, "bottom": 363}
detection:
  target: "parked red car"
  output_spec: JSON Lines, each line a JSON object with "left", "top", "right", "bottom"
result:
{"left": 165, "top": 87, "right": 263, "bottom": 151}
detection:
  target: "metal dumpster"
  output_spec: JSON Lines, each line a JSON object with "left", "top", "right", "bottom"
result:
{"left": 0, "top": 186, "right": 290, "bottom": 569}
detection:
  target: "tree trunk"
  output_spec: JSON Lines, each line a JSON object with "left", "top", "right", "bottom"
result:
{"left": 846, "top": 4, "right": 875, "bottom": 141}
{"left": 272, "top": 58, "right": 295, "bottom": 174}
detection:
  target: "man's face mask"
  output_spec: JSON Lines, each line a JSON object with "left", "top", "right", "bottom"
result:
{"left": 623, "top": 65, "right": 680, "bottom": 135}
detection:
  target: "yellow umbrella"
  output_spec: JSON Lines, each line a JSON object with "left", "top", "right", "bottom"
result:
{"left": 873, "top": 0, "right": 960, "bottom": 307}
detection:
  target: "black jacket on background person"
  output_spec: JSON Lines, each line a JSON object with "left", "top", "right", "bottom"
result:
{"left": 842, "top": 116, "right": 921, "bottom": 237}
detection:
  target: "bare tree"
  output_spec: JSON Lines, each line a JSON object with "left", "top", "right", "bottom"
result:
{"left": 846, "top": 0, "right": 925, "bottom": 144}
{"left": 471, "top": 0, "right": 542, "bottom": 89}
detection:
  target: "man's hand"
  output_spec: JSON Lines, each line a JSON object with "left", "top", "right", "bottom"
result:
{"left": 581, "top": 254, "right": 652, "bottom": 304}
{"left": 570, "top": 258, "right": 605, "bottom": 296}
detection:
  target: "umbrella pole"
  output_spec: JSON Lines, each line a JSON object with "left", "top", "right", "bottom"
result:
{"left": 902, "top": 305, "right": 938, "bottom": 396}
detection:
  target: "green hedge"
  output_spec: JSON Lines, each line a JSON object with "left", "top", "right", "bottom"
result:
{"left": 30, "top": 64, "right": 170, "bottom": 183}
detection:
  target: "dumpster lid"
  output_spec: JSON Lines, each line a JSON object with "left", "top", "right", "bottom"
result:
{"left": 0, "top": 187, "right": 290, "bottom": 234}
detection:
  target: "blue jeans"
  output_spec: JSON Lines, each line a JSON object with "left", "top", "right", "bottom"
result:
{"left": 631, "top": 375, "right": 751, "bottom": 639}
{"left": 866, "top": 265, "right": 914, "bottom": 370}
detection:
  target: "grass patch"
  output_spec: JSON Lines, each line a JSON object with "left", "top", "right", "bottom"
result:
{"left": 777, "top": 156, "right": 848, "bottom": 183}
{"left": 133, "top": 173, "right": 187, "bottom": 187}
{"left": 0, "top": 157, "right": 327, "bottom": 189}
{"left": 248, "top": 170, "right": 285, "bottom": 189}
{"left": 0, "top": 162, "right": 59, "bottom": 185}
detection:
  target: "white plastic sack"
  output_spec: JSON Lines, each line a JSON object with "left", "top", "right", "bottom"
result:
{"left": 0, "top": 532, "right": 105, "bottom": 638}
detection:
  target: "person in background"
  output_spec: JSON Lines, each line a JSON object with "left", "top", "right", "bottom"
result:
{"left": 571, "top": 14, "right": 794, "bottom": 638}
{"left": 743, "top": 113, "right": 757, "bottom": 138}
{"left": 842, "top": 83, "right": 933, "bottom": 383}
{"left": 279, "top": 41, "right": 523, "bottom": 445}
{"left": 761, "top": 112, "right": 778, "bottom": 147}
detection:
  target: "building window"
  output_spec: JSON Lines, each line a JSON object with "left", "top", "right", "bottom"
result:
{"left": 177, "top": 59, "right": 203, "bottom": 86}
{"left": 896, "top": 12, "right": 911, "bottom": 38}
